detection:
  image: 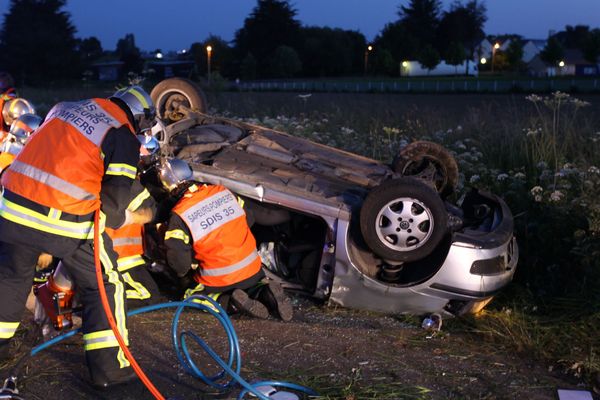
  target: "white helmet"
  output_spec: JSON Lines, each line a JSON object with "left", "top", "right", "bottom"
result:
{"left": 138, "top": 134, "right": 161, "bottom": 168}
{"left": 2, "top": 98, "right": 35, "bottom": 126}
{"left": 111, "top": 86, "right": 155, "bottom": 133}
{"left": 158, "top": 158, "right": 193, "bottom": 192}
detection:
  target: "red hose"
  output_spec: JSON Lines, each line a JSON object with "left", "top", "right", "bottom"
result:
{"left": 94, "top": 210, "right": 165, "bottom": 400}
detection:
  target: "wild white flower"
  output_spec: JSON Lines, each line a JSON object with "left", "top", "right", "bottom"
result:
{"left": 340, "top": 127, "right": 354, "bottom": 135}
{"left": 536, "top": 161, "right": 548, "bottom": 170}
{"left": 535, "top": 195, "right": 543, "bottom": 202}
{"left": 572, "top": 98, "right": 590, "bottom": 108}
{"left": 514, "top": 172, "right": 526, "bottom": 179}
{"left": 530, "top": 186, "right": 543, "bottom": 195}
{"left": 526, "top": 94, "right": 542, "bottom": 103}
{"left": 454, "top": 141, "right": 467, "bottom": 150}
{"left": 588, "top": 166, "right": 600, "bottom": 174}
{"left": 456, "top": 125, "right": 463, "bottom": 131}
{"left": 550, "top": 190, "right": 564, "bottom": 202}
{"left": 469, "top": 175, "right": 480, "bottom": 183}
{"left": 497, "top": 173, "right": 509, "bottom": 181}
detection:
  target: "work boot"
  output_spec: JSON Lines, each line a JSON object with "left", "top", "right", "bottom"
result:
{"left": 230, "top": 289, "right": 269, "bottom": 319}
{"left": 91, "top": 366, "right": 137, "bottom": 390}
{"left": 258, "top": 280, "right": 293, "bottom": 322}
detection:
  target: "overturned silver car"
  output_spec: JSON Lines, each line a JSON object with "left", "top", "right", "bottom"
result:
{"left": 148, "top": 78, "right": 518, "bottom": 317}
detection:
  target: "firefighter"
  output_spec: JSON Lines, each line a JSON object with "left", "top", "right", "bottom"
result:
{"left": 158, "top": 158, "right": 293, "bottom": 321}
{"left": 105, "top": 177, "right": 163, "bottom": 308}
{"left": 0, "top": 86, "right": 155, "bottom": 389}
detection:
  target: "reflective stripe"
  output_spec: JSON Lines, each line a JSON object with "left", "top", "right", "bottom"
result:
{"left": 83, "top": 329, "right": 128, "bottom": 351}
{"left": 201, "top": 250, "right": 259, "bottom": 277}
{"left": 112, "top": 237, "right": 143, "bottom": 247}
{"left": 117, "top": 254, "right": 145, "bottom": 272}
{"left": 0, "top": 322, "right": 19, "bottom": 339}
{"left": 98, "top": 234, "right": 129, "bottom": 367}
{"left": 48, "top": 208, "right": 62, "bottom": 219}
{"left": 129, "top": 88, "right": 150, "bottom": 109}
{"left": 127, "top": 188, "right": 151, "bottom": 212}
{"left": 9, "top": 160, "right": 96, "bottom": 201}
{"left": 0, "top": 196, "right": 94, "bottom": 239}
{"left": 106, "top": 163, "right": 137, "bottom": 179}
{"left": 237, "top": 197, "right": 245, "bottom": 208}
{"left": 122, "top": 272, "right": 151, "bottom": 300}
{"left": 165, "top": 229, "right": 189, "bottom": 244}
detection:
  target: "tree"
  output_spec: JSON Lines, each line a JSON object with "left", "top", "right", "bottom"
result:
{"left": 398, "top": 0, "right": 442, "bottom": 50}
{"left": 0, "top": 0, "right": 79, "bottom": 82}
{"left": 582, "top": 28, "right": 600, "bottom": 64}
{"left": 374, "top": 22, "right": 419, "bottom": 65}
{"left": 540, "top": 36, "right": 565, "bottom": 65}
{"left": 234, "top": 0, "right": 301, "bottom": 77}
{"left": 445, "top": 41, "right": 466, "bottom": 74}
{"left": 77, "top": 36, "right": 103, "bottom": 70}
{"left": 268, "top": 45, "right": 302, "bottom": 78}
{"left": 116, "top": 33, "right": 143, "bottom": 74}
{"left": 299, "top": 26, "right": 366, "bottom": 77}
{"left": 240, "top": 53, "right": 257, "bottom": 79}
{"left": 417, "top": 45, "right": 441, "bottom": 73}
{"left": 373, "top": 48, "right": 397, "bottom": 76}
{"left": 504, "top": 39, "right": 525, "bottom": 72}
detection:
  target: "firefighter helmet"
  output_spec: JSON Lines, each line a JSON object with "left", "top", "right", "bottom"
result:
{"left": 2, "top": 98, "right": 35, "bottom": 126}
{"left": 138, "top": 134, "right": 160, "bottom": 168}
{"left": 158, "top": 157, "right": 193, "bottom": 191}
{"left": 111, "top": 86, "right": 156, "bottom": 133}
{"left": 9, "top": 113, "right": 42, "bottom": 143}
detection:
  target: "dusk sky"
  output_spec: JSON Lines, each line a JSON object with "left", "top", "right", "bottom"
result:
{"left": 1, "top": 0, "right": 600, "bottom": 51}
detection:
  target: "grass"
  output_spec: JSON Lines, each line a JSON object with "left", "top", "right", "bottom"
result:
{"left": 13, "top": 83, "right": 600, "bottom": 386}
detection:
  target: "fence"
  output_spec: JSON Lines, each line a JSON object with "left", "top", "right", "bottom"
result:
{"left": 236, "top": 78, "right": 600, "bottom": 94}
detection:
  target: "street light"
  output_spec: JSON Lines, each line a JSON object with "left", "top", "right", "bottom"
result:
{"left": 480, "top": 57, "right": 487, "bottom": 65}
{"left": 206, "top": 45, "right": 213, "bottom": 83}
{"left": 491, "top": 42, "right": 500, "bottom": 73}
{"left": 364, "top": 45, "right": 373, "bottom": 75}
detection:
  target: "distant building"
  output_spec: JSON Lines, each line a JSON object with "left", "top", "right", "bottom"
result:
{"left": 91, "top": 60, "right": 125, "bottom": 81}
{"left": 527, "top": 49, "right": 599, "bottom": 77}
{"left": 145, "top": 60, "right": 195, "bottom": 80}
{"left": 400, "top": 60, "right": 478, "bottom": 77}
{"left": 522, "top": 39, "right": 547, "bottom": 63}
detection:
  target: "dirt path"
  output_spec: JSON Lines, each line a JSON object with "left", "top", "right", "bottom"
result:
{"left": 0, "top": 298, "right": 591, "bottom": 400}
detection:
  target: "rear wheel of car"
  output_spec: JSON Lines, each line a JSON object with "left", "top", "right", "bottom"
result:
{"left": 360, "top": 178, "right": 447, "bottom": 262}
{"left": 392, "top": 141, "right": 458, "bottom": 197}
{"left": 150, "top": 78, "right": 208, "bottom": 122}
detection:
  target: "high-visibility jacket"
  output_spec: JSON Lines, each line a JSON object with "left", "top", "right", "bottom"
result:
{"left": 105, "top": 185, "right": 153, "bottom": 272}
{"left": 0, "top": 152, "right": 14, "bottom": 175}
{"left": 1, "top": 98, "right": 134, "bottom": 215}
{"left": 171, "top": 184, "right": 261, "bottom": 288}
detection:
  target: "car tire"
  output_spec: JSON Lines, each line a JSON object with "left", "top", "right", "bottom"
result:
{"left": 150, "top": 77, "right": 208, "bottom": 122}
{"left": 360, "top": 177, "right": 448, "bottom": 262}
{"left": 392, "top": 141, "right": 458, "bottom": 197}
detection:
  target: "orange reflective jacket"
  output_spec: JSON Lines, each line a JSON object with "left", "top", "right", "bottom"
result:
{"left": 1, "top": 99, "right": 134, "bottom": 215}
{"left": 172, "top": 184, "right": 261, "bottom": 288}
{"left": 0, "top": 152, "right": 14, "bottom": 175}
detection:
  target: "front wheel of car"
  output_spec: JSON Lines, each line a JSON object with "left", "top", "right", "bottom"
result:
{"left": 360, "top": 178, "right": 448, "bottom": 263}
{"left": 392, "top": 141, "right": 458, "bottom": 198}
{"left": 150, "top": 77, "right": 208, "bottom": 122}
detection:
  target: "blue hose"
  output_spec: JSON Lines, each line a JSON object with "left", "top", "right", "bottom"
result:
{"left": 29, "top": 296, "right": 317, "bottom": 399}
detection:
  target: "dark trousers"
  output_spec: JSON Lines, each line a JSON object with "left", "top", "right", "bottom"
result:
{"left": 122, "top": 262, "right": 164, "bottom": 308}
{"left": 0, "top": 216, "right": 129, "bottom": 383}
